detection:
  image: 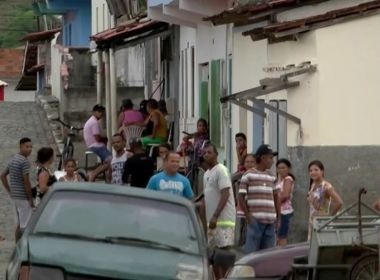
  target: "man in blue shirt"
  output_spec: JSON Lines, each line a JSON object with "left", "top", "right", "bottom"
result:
{"left": 147, "top": 152, "right": 194, "bottom": 199}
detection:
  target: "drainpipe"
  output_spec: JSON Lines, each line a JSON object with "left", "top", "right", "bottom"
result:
{"left": 96, "top": 50, "right": 103, "bottom": 105}
{"left": 103, "top": 49, "right": 112, "bottom": 150}
{"left": 109, "top": 46, "right": 117, "bottom": 135}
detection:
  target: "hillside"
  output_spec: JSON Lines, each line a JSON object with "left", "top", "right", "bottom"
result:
{"left": 0, "top": 0, "right": 38, "bottom": 48}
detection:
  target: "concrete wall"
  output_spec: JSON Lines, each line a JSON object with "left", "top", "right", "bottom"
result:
{"left": 288, "top": 146, "right": 380, "bottom": 242}
{"left": 67, "top": 49, "right": 95, "bottom": 87}
{"left": 116, "top": 45, "right": 145, "bottom": 88}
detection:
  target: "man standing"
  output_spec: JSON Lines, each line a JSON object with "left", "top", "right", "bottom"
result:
{"left": 110, "top": 133, "right": 130, "bottom": 185}
{"left": 1, "top": 138, "right": 34, "bottom": 240}
{"left": 239, "top": 144, "right": 280, "bottom": 253}
{"left": 147, "top": 152, "right": 193, "bottom": 199}
{"left": 83, "top": 105, "right": 112, "bottom": 181}
{"left": 122, "top": 138, "right": 154, "bottom": 188}
{"left": 203, "top": 143, "right": 236, "bottom": 279}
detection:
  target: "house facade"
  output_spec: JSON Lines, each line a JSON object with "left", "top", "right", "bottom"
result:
{"left": 205, "top": 0, "right": 380, "bottom": 240}
{"left": 92, "top": 0, "right": 180, "bottom": 145}
{"left": 148, "top": 0, "right": 234, "bottom": 162}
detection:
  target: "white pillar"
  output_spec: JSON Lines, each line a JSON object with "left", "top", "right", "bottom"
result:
{"left": 110, "top": 47, "right": 118, "bottom": 135}
{"left": 103, "top": 50, "right": 112, "bottom": 150}
{"left": 96, "top": 50, "right": 103, "bottom": 105}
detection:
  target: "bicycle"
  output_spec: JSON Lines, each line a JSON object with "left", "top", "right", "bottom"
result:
{"left": 180, "top": 131, "right": 209, "bottom": 196}
{"left": 51, "top": 118, "right": 83, "bottom": 171}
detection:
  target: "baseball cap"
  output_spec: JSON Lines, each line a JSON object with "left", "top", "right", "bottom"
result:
{"left": 255, "top": 144, "right": 278, "bottom": 157}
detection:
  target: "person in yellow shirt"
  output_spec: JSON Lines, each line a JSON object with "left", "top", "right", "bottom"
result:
{"left": 137, "top": 99, "right": 168, "bottom": 146}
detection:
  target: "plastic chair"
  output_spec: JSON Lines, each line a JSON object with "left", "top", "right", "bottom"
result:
{"left": 123, "top": 125, "right": 144, "bottom": 149}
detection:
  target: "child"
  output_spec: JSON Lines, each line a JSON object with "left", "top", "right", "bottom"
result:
{"left": 235, "top": 133, "right": 247, "bottom": 172}
{"left": 59, "top": 159, "right": 82, "bottom": 182}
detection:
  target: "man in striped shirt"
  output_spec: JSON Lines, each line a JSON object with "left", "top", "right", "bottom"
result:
{"left": 239, "top": 144, "right": 281, "bottom": 253}
{"left": 1, "top": 137, "right": 34, "bottom": 240}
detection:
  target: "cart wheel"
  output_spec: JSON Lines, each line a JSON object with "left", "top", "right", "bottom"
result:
{"left": 349, "top": 253, "right": 379, "bottom": 280}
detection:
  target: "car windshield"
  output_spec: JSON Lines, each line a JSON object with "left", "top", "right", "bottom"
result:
{"left": 32, "top": 191, "right": 200, "bottom": 255}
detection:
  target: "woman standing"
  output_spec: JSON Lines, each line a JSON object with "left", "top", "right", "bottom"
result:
{"left": 276, "top": 159, "right": 295, "bottom": 246}
{"left": 307, "top": 160, "right": 343, "bottom": 240}
{"left": 35, "top": 147, "right": 57, "bottom": 206}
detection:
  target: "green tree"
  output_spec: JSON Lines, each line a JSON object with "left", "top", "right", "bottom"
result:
{"left": 0, "top": 5, "right": 38, "bottom": 48}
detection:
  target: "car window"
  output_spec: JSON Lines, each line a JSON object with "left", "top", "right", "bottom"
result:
{"left": 33, "top": 191, "right": 200, "bottom": 254}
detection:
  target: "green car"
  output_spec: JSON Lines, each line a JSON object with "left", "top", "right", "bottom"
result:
{"left": 7, "top": 183, "right": 209, "bottom": 280}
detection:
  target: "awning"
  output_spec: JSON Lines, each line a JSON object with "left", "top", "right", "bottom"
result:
{"left": 220, "top": 62, "right": 317, "bottom": 125}
{"left": 91, "top": 18, "right": 169, "bottom": 48}
{"left": 243, "top": 0, "right": 380, "bottom": 42}
{"left": 21, "top": 28, "right": 61, "bottom": 43}
{"left": 204, "top": 0, "right": 329, "bottom": 26}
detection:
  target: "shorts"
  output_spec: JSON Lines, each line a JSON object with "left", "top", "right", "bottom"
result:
{"left": 14, "top": 199, "right": 32, "bottom": 230}
{"left": 277, "top": 213, "right": 293, "bottom": 238}
{"left": 208, "top": 227, "right": 235, "bottom": 249}
{"left": 89, "top": 146, "right": 112, "bottom": 162}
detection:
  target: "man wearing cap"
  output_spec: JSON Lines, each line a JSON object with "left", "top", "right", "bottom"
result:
{"left": 239, "top": 144, "right": 281, "bottom": 253}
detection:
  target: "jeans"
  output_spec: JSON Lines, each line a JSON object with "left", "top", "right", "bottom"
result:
{"left": 243, "top": 219, "right": 276, "bottom": 253}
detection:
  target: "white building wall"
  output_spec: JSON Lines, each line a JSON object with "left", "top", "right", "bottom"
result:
{"left": 267, "top": 14, "right": 380, "bottom": 147}
{"left": 91, "top": 0, "right": 112, "bottom": 35}
{"left": 50, "top": 35, "right": 62, "bottom": 102}
{"left": 178, "top": 24, "right": 228, "bottom": 137}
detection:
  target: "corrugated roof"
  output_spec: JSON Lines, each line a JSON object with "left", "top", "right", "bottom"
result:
{"left": 21, "top": 28, "right": 61, "bottom": 43}
{"left": 243, "top": 0, "right": 380, "bottom": 41}
{"left": 91, "top": 19, "right": 168, "bottom": 47}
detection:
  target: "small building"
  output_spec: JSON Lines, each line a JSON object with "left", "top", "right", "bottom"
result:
{"left": 0, "top": 80, "right": 8, "bottom": 101}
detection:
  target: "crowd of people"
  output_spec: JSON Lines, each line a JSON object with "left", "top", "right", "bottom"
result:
{"left": 0, "top": 100, "right": 379, "bottom": 279}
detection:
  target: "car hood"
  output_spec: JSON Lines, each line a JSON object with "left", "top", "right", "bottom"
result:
{"left": 27, "top": 235, "right": 204, "bottom": 279}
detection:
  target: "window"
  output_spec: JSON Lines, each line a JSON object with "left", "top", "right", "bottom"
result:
{"left": 253, "top": 100, "right": 287, "bottom": 158}
{"left": 33, "top": 191, "right": 200, "bottom": 255}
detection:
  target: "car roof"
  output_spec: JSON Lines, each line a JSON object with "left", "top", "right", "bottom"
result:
{"left": 51, "top": 182, "right": 193, "bottom": 208}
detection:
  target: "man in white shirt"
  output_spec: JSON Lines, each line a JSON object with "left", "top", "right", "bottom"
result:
{"left": 203, "top": 143, "right": 236, "bottom": 279}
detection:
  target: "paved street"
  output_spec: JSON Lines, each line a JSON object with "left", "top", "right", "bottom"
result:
{"left": 0, "top": 101, "right": 55, "bottom": 279}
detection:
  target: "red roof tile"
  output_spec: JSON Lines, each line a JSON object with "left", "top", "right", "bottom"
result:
{"left": 91, "top": 19, "right": 168, "bottom": 46}
{"left": 21, "top": 28, "right": 61, "bottom": 43}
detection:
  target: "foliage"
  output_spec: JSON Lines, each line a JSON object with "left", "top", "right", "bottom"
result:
{"left": 0, "top": 4, "right": 38, "bottom": 48}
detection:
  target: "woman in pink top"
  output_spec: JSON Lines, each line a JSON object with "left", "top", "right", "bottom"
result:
{"left": 118, "top": 99, "right": 144, "bottom": 128}
{"left": 276, "top": 159, "right": 295, "bottom": 246}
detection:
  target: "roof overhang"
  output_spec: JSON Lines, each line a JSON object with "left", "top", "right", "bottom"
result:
{"left": 243, "top": 0, "right": 380, "bottom": 42}
{"left": 204, "top": 0, "right": 330, "bottom": 26}
{"left": 21, "top": 28, "right": 61, "bottom": 44}
{"left": 148, "top": 0, "right": 230, "bottom": 27}
{"left": 221, "top": 62, "right": 317, "bottom": 125}
{"left": 91, "top": 18, "right": 170, "bottom": 48}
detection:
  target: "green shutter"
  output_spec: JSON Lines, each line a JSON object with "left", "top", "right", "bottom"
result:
{"left": 210, "top": 60, "right": 221, "bottom": 146}
{"left": 199, "top": 81, "right": 209, "bottom": 120}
